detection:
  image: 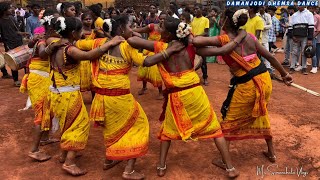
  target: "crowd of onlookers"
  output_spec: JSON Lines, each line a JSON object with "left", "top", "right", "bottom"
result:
{"left": 1, "top": 2, "right": 319, "bottom": 88}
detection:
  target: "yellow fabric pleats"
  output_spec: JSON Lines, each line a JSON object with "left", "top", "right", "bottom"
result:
{"left": 43, "top": 66, "right": 90, "bottom": 151}
{"left": 20, "top": 58, "right": 50, "bottom": 125}
{"left": 86, "top": 40, "right": 149, "bottom": 160}
{"left": 154, "top": 42, "right": 223, "bottom": 141}
{"left": 218, "top": 34, "right": 273, "bottom": 141}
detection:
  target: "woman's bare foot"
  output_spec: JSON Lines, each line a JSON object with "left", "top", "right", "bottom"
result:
{"left": 212, "top": 159, "right": 226, "bottom": 170}
{"left": 138, "top": 88, "right": 147, "bottom": 95}
{"left": 40, "top": 138, "right": 60, "bottom": 146}
{"left": 263, "top": 151, "right": 276, "bottom": 163}
{"left": 28, "top": 151, "right": 51, "bottom": 162}
{"left": 103, "top": 160, "right": 122, "bottom": 170}
{"left": 62, "top": 164, "right": 87, "bottom": 176}
{"left": 157, "top": 164, "right": 167, "bottom": 177}
{"left": 226, "top": 167, "right": 240, "bottom": 179}
{"left": 122, "top": 170, "right": 145, "bottom": 180}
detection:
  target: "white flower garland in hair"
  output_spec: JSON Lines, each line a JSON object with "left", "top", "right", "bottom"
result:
{"left": 56, "top": 16, "right": 66, "bottom": 33}
{"left": 41, "top": 15, "right": 54, "bottom": 25}
{"left": 176, "top": 22, "right": 192, "bottom": 39}
{"left": 56, "top": 3, "right": 62, "bottom": 13}
{"left": 104, "top": 19, "right": 112, "bottom": 32}
{"left": 232, "top": 9, "right": 249, "bottom": 26}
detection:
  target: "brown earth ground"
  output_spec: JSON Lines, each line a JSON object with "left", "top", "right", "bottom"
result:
{"left": 0, "top": 41, "right": 319, "bottom": 180}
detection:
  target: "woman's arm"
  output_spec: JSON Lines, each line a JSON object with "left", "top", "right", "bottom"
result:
{"left": 255, "top": 40, "right": 293, "bottom": 85}
{"left": 127, "top": 36, "right": 155, "bottom": 52}
{"left": 196, "top": 32, "right": 247, "bottom": 56}
{"left": 192, "top": 36, "right": 222, "bottom": 47}
{"left": 143, "top": 41, "right": 185, "bottom": 67}
{"left": 39, "top": 37, "right": 61, "bottom": 59}
{"left": 67, "top": 36, "right": 124, "bottom": 61}
{"left": 133, "top": 25, "right": 150, "bottom": 34}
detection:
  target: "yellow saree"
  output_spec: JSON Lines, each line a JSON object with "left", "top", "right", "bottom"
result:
{"left": 77, "top": 39, "right": 149, "bottom": 160}
{"left": 218, "top": 34, "right": 272, "bottom": 141}
{"left": 20, "top": 40, "right": 51, "bottom": 125}
{"left": 137, "top": 24, "right": 163, "bottom": 87}
{"left": 78, "top": 31, "right": 97, "bottom": 92}
{"left": 42, "top": 46, "right": 90, "bottom": 151}
{"left": 154, "top": 42, "right": 223, "bottom": 141}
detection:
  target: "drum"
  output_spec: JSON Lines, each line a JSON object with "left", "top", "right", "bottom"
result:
{"left": 194, "top": 55, "right": 203, "bottom": 71}
{"left": 0, "top": 54, "right": 5, "bottom": 69}
{"left": 4, "top": 45, "right": 32, "bottom": 71}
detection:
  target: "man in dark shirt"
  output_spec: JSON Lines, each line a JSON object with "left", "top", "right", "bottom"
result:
{"left": 0, "top": 2, "right": 24, "bottom": 86}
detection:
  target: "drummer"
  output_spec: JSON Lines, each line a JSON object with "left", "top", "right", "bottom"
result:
{"left": 0, "top": 2, "right": 28, "bottom": 86}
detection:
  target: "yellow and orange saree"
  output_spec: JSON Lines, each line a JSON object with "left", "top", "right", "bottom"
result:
{"left": 137, "top": 24, "right": 163, "bottom": 87}
{"left": 218, "top": 34, "right": 272, "bottom": 141}
{"left": 42, "top": 46, "right": 90, "bottom": 151}
{"left": 154, "top": 42, "right": 223, "bottom": 141}
{"left": 20, "top": 40, "right": 51, "bottom": 126}
{"left": 77, "top": 39, "right": 149, "bottom": 160}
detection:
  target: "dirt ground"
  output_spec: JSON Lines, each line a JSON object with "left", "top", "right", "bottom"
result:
{"left": 0, "top": 42, "right": 319, "bottom": 180}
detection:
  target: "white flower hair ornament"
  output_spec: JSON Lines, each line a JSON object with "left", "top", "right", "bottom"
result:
{"left": 104, "top": 19, "right": 112, "bottom": 32}
{"left": 232, "top": 9, "right": 249, "bottom": 26}
{"left": 176, "top": 22, "right": 192, "bottom": 39}
{"left": 56, "top": 3, "right": 62, "bottom": 13}
{"left": 40, "top": 15, "right": 54, "bottom": 25}
{"left": 56, "top": 17, "right": 66, "bottom": 33}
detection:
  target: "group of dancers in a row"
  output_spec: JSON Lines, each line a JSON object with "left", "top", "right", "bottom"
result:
{"left": 21, "top": 5, "right": 293, "bottom": 180}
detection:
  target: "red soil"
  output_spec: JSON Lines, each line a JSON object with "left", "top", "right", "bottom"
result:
{"left": 0, "top": 43, "right": 319, "bottom": 179}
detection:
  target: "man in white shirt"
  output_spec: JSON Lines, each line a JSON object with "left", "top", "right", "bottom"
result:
{"left": 15, "top": 4, "right": 25, "bottom": 17}
{"left": 257, "top": 6, "right": 273, "bottom": 74}
{"left": 288, "top": 6, "right": 314, "bottom": 74}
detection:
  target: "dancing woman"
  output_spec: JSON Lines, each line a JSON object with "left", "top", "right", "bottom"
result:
{"left": 127, "top": 17, "right": 247, "bottom": 178}
{"left": 75, "top": 15, "right": 184, "bottom": 179}
{"left": 20, "top": 10, "right": 60, "bottom": 162}
{"left": 43, "top": 17, "right": 124, "bottom": 176}
{"left": 133, "top": 12, "right": 167, "bottom": 99}
{"left": 193, "top": 8, "right": 293, "bottom": 166}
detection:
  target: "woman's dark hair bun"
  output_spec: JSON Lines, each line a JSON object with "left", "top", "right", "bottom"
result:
{"left": 225, "top": 7, "right": 248, "bottom": 30}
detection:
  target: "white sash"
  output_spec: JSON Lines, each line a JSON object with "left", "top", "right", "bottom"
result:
{"left": 30, "top": 69, "right": 49, "bottom": 78}
{"left": 49, "top": 85, "right": 80, "bottom": 93}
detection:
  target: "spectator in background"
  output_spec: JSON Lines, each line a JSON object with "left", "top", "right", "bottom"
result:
{"left": 74, "top": 1, "right": 83, "bottom": 19}
{"left": 109, "top": 8, "right": 120, "bottom": 19}
{"left": 207, "top": 6, "right": 221, "bottom": 63}
{"left": 268, "top": 6, "right": 280, "bottom": 54}
{"left": 144, "top": 4, "right": 159, "bottom": 25}
{"left": 242, "top": 6, "right": 264, "bottom": 41}
{"left": 88, "top": 4, "right": 103, "bottom": 29}
{"left": 308, "top": 6, "right": 320, "bottom": 74}
{"left": 282, "top": 6, "right": 297, "bottom": 66}
{"left": 26, "top": 4, "right": 41, "bottom": 37}
{"left": 288, "top": 6, "right": 314, "bottom": 75}
{"left": 15, "top": 4, "right": 25, "bottom": 17}
{"left": 15, "top": 11, "right": 25, "bottom": 32}
{"left": 0, "top": 2, "right": 24, "bottom": 86}
{"left": 24, "top": 5, "right": 32, "bottom": 19}
{"left": 257, "top": 6, "right": 272, "bottom": 75}
{"left": 279, "top": 8, "right": 288, "bottom": 39}
{"left": 184, "top": 7, "right": 193, "bottom": 22}
{"left": 168, "top": 2, "right": 179, "bottom": 19}
{"left": 97, "top": 3, "right": 105, "bottom": 19}
{"left": 191, "top": 3, "right": 210, "bottom": 85}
